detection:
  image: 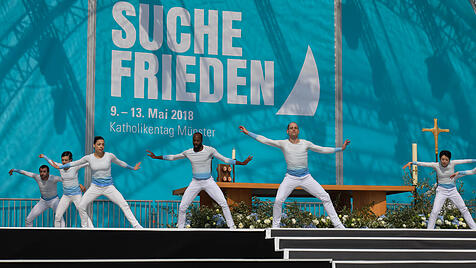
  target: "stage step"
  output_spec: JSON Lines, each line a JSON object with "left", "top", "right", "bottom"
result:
{"left": 0, "top": 259, "right": 333, "bottom": 268}
{"left": 0, "top": 228, "right": 331, "bottom": 268}
{"left": 266, "top": 228, "right": 476, "bottom": 267}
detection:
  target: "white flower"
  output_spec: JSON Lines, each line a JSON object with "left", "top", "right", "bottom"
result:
{"left": 308, "top": 213, "right": 312, "bottom": 216}
{"left": 449, "top": 216, "right": 455, "bottom": 220}
{"left": 351, "top": 223, "right": 355, "bottom": 227}
{"left": 421, "top": 222, "right": 426, "bottom": 227}
{"left": 246, "top": 215, "right": 252, "bottom": 220}
{"left": 291, "top": 218, "right": 296, "bottom": 224}
{"left": 264, "top": 219, "right": 271, "bottom": 224}
{"left": 326, "top": 216, "right": 330, "bottom": 220}
{"left": 312, "top": 219, "right": 319, "bottom": 225}
{"left": 436, "top": 219, "right": 443, "bottom": 225}
{"left": 250, "top": 225, "right": 255, "bottom": 229}
{"left": 321, "top": 218, "right": 327, "bottom": 223}
{"left": 445, "top": 220, "right": 451, "bottom": 225}
{"left": 420, "top": 216, "right": 426, "bottom": 221}
{"left": 462, "top": 222, "right": 467, "bottom": 228}
{"left": 216, "top": 209, "right": 220, "bottom": 213}
{"left": 238, "top": 223, "right": 244, "bottom": 228}
{"left": 186, "top": 224, "right": 191, "bottom": 228}
{"left": 257, "top": 219, "right": 261, "bottom": 223}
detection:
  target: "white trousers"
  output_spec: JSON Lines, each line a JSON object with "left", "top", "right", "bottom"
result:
{"left": 427, "top": 186, "right": 476, "bottom": 229}
{"left": 273, "top": 174, "right": 344, "bottom": 228}
{"left": 26, "top": 197, "right": 65, "bottom": 227}
{"left": 78, "top": 184, "right": 141, "bottom": 228}
{"left": 55, "top": 194, "right": 94, "bottom": 228}
{"left": 178, "top": 178, "right": 235, "bottom": 228}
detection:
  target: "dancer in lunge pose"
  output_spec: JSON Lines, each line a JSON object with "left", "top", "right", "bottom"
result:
{"left": 8, "top": 165, "right": 65, "bottom": 227}
{"left": 403, "top": 150, "right": 476, "bottom": 229}
{"left": 239, "top": 122, "right": 350, "bottom": 228}
{"left": 40, "top": 152, "right": 93, "bottom": 227}
{"left": 50, "top": 136, "right": 143, "bottom": 228}
{"left": 146, "top": 132, "right": 252, "bottom": 229}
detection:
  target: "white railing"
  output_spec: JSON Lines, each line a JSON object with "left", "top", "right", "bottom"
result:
{"left": 0, "top": 198, "right": 473, "bottom": 228}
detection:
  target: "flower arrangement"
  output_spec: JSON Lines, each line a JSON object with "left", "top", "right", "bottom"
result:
{"left": 173, "top": 174, "right": 475, "bottom": 229}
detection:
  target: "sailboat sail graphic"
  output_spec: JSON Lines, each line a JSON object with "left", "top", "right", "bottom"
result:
{"left": 276, "top": 46, "right": 320, "bottom": 116}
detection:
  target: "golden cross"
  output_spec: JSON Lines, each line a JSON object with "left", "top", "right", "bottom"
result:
{"left": 422, "top": 118, "right": 449, "bottom": 162}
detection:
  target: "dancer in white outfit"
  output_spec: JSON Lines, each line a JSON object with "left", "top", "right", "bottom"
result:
{"left": 239, "top": 123, "right": 350, "bottom": 228}
{"left": 8, "top": 165, "right": 65, "bottom": 227}
{"left": 40, "top": 151, "right": 94, "bottom": 227}
{"left": 50, "top": 136, "right": 142, "bottom": 228}
{"left": 146, "top": 132, "right": 252, "bottom": 228}
{"left": 404, "top": 150, "right": 476, "bottom": 229}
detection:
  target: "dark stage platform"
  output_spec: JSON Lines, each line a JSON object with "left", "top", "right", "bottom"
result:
{"left": 2, "top": 227, "right": 476, "bottom": 267}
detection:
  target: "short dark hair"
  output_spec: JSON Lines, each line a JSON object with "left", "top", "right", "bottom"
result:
{"left": 61, "top": 151, "right": 73, "bottom": 161}
{"left": 439, "top": 150, "right": 451, "bottom": 160}
{"left": 193, "top": 132, "right": 203, "bottom": 140}
{"left": 94, "top": 136, "right": 104, "bottom": 144}
{"left": 287, "top": 122, "right": 298, "bottom": 130}
{"left": 39, "top": 165, "right": 49, "bottom": 172}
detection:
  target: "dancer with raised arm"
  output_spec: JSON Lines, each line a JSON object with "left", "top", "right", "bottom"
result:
{"left": 403, "top": 150, "right": 476, "bottom": 229}
{"left": 8, "top": 165, "right": 65, "bottom": 227}
{"left": 40, "top": 151, "right": 93, "bottom": 227}
{"left": 146, "top": 132, "right": 252, "bottom": 229}
{"left": 239, "top": 123, "right": 350, "bottom": 228}
{"left": 50, "top": 136, "right": 142, "bottom": 228}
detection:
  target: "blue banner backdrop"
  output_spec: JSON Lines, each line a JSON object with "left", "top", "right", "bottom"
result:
{"left": 0, "top": 0, "right": 88, "bottom": 198}
{"left": 94, "top": 0, "right": 336, "bottom": 200}
{"left": 1, "top": 0, "right": 475, "bottom": 204}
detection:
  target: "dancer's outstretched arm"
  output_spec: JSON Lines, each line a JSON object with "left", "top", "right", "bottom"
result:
{"left": 39, "top": 154, "right": 60, "bottom": 167}
{"left": 239, "top": 126, "right": 282, "bottom": 148}
{"left": 146, "top": 150, "right": 185, "bottom": 161}
{"left": 451, "top": 159, "right": 476, "bottom": 165}
{"left": 403, "top": 161, "right": 437, "bottom": 170}
{"left": 451, "top": 167, "right": 476, "bottom": 179}
{"left": 308, "top": 139, "right": 350, "bottom": 154}
{"left": 235, "top": 156, "right": 253, "bottom": 165}
{"left": 211, "top": 148, "right": 253, "bottom": 166}
{"left": 8, "top": 169, "right": 35, "bottom": 178}
{"left": 110, "top": 153, "right": 140, "bottom": 170}
{"left": 39, "top": 154, "right": 89, "bottom": 170}
{"left": 50, "top": 156, "right": 88, "bottom": 170}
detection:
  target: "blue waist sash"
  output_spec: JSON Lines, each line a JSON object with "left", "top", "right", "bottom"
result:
{"left": 63, "top": 185, "right": 82, "bottom": 196}
{"left": 286, "top": 168, "right": 310, "bottom": 177}
{"left": 92, "top": 177, "right": 114, "bottom": 187}
{"left": 41, "top": 195, "right": 59, "bottom": 201}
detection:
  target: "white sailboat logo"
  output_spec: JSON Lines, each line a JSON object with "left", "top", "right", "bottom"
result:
{"left": 276, "top": 45, "right": 320, "bottom": 116}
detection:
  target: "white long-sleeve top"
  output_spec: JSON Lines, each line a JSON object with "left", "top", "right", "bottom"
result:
{"left": 13, "top": 169, "right": 61, "bottom": 200}
{"left": 413, "top": 159, "right": 476, "bottom": 187}
{"left": 60, "top": 152, "right": 133, "bottom": 186}
{"left": 162, "top": 145, "right": 236, "bottom": 180}
{"left": 247, "top": 132, "right": 342, "bottom": 177}
{"left": 43, "top": 155, "right": 88, "bottom": 195}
